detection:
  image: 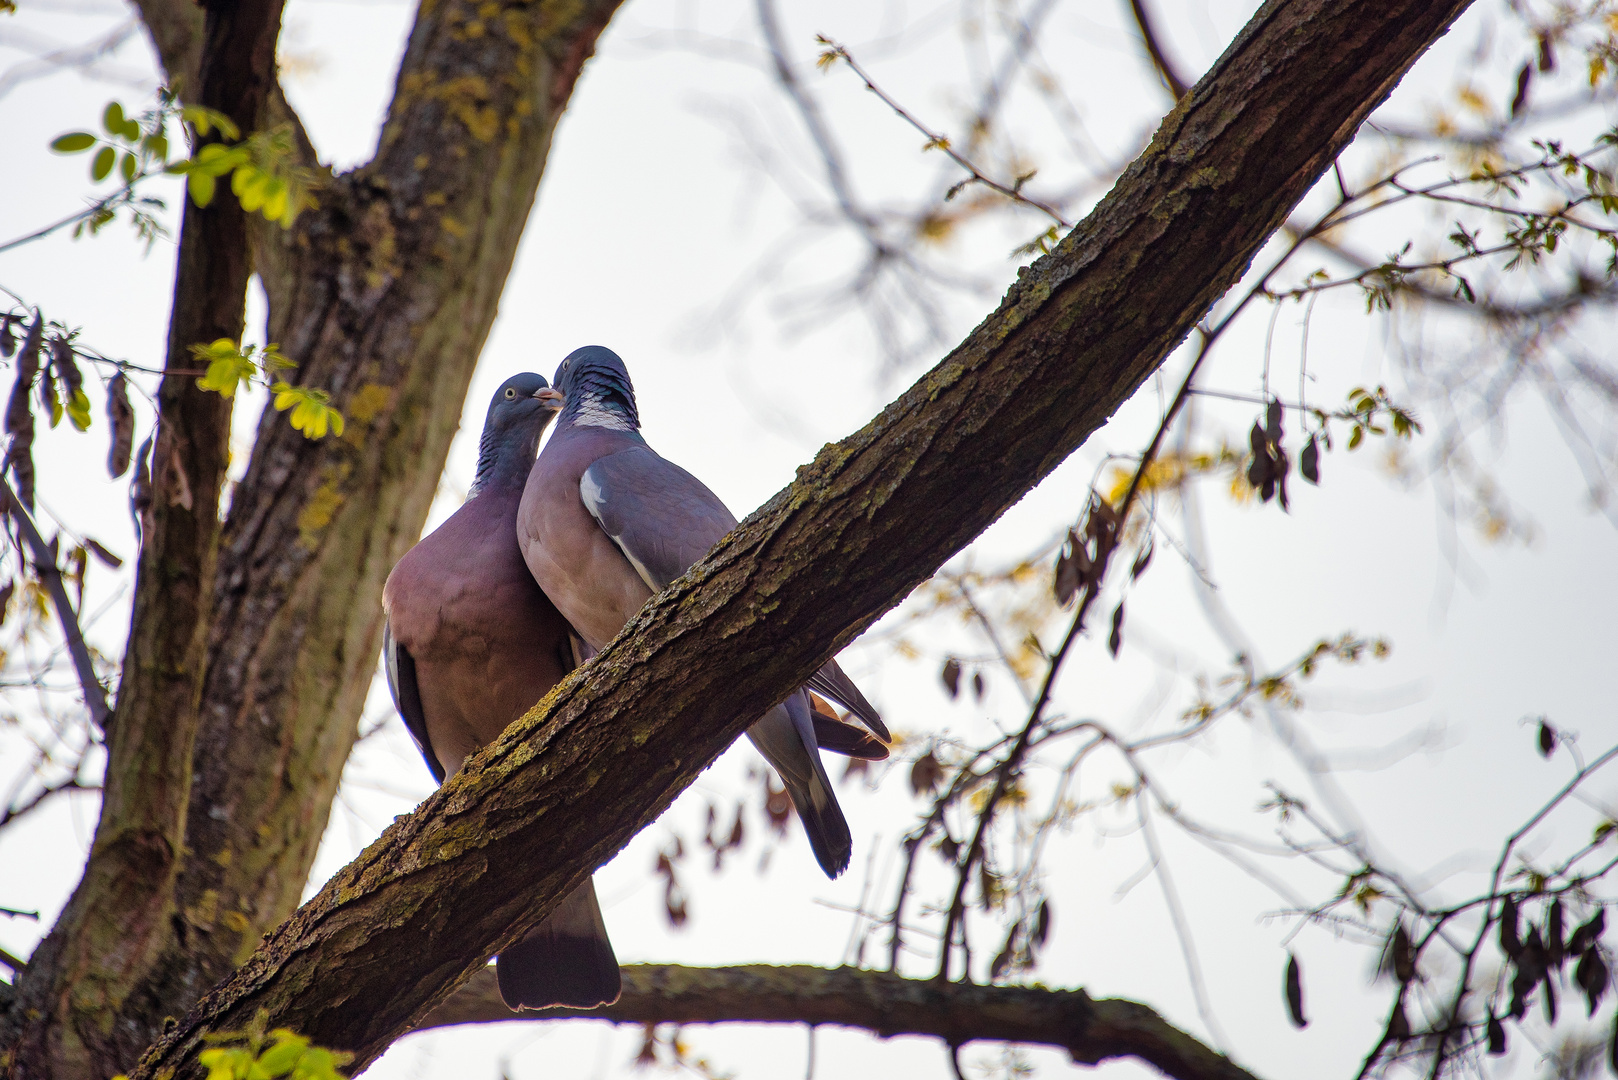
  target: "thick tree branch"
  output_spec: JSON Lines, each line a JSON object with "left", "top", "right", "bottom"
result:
{"left": 420, "top": 965, "right": 1264, "bottom": 1080}
{"left": 121, "top": 0, "right": 1475, "bottom": 1075}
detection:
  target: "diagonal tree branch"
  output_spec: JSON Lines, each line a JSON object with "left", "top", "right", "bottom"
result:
{"left": 420, "top": 965, "right": 1264, "bottom": 1080}
{"left": 1128, "top": 0, "right": 1193, "bottom": 101}
{"left": 0, "top": 476, "right": 111, "bottom": 730}
{"left": 121, "top": 0, "right": 1477, "bottom": 1075}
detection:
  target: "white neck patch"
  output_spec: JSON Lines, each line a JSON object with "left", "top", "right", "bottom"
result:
{"left": 571, "top": 392, "right": 635, "bottom": 431}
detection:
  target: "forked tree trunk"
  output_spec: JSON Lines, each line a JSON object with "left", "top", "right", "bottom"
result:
{"left": 4, "top": 0, "right": 623, "bottom": 1074}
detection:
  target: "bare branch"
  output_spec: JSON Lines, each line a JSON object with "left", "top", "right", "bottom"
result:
{"left": 0, "top": 476, "right": 111, "bottom": 729}
{"left": 419, "top": 964, "right": 1267, "bottom": 1080}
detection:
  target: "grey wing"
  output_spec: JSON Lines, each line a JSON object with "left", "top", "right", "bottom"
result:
{"left": 383, "top": 620, "right": 445, "bottom": 784}
{"left": 580, "top": 447, "right": 739, "bottom": 592}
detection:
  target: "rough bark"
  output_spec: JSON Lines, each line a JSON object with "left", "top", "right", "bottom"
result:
{"left": 3, "top": 0, "right": 623, "bottom": 1075}
{"left": 6, "top": 0, "right": 285, "bottom": 1071}
{"left": 108, "top": 0, "right": 1474, "bottom": 1075}
{"left": 422, "top": 965, "right": 1264, "bottom": 1080}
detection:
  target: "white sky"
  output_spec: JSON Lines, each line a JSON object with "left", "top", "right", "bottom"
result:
{"left": 1, "top": 1, "right": 1617, "bottom": 1079}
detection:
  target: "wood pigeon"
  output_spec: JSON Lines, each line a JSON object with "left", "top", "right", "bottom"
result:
{"left": 381, "top": 372, "right": 621, "bottom": 1012}
{"left": 516, "top": 346, "right": 889, "bottom": 879}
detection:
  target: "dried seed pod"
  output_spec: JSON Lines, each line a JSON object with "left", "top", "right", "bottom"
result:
{"left": 1391, "top": 923, "right": 1416, "bottom": 984}
{"left": 3, "top": 312, "right": 44, "bottom": 510}
{"left": 53, "top": 336, "right": 81, "bottom": 399}
{"left": 972, "top": 671, "right": 985, "bottom": 700}
{"left": 105, "top": 373, "right": 134, "bottom": 478}
{"left": 1576, "top": 947, "right": 1609, "bottom": 1016}
{"left": 1054, "top": 527, "right": 1082, "bottom": 605}
{"left": 909, "top": 751, "right": 943, "bottom": 797}
{"left": 1129, "top": 540, "right": 1153, "bottom": 580}
{"left": 0, "top": 316, "right": 15, "bottom": 358}
{"left": 1500, "top": 895, "right": 1523, "bottom": 959}
{"left": 1108, "top": 600, "right": 1125, "bottom": 658}
{"left": 1033, "top": 899, "right": 1052, "bottom": 946}
{"left": 1300, "top": 434, "right": 1320, "bottom": 484}
{"left": 1486, "top": 1013, "right": 1506, "bottom": 1055}
{"left": 1387, "top": 999, "right": 1410, "bottom": 1041}
{"left": 1548, "top": 899, "right": 1565, "bottom": 968}
{"left": 940, "top": 657, "right": 961, "bottom": 699}
{"left": 1285, "top": 953, "right": 1308, "bottom": 1028}
{"left": 1538, "top": 718, "right": 1556, "bottom": 757}
{"left": 1568, "top": 910, "right": 1606, "bottom": 955}
{"left": 38, "top": 347, "right": 57, "bottom": 424}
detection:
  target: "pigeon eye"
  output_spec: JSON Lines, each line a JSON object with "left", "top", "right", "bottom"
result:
{"left": 504, "top": 388, "right": 516, "bottom": 399}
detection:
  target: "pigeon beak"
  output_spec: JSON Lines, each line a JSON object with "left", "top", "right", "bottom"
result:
{"left": 534, "top": 388, "right": 564, "bottom": 411}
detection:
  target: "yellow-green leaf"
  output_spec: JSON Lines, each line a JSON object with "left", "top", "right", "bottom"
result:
{"left": 102, "top": 101, "right": 125, "bottom": 136}
{"left": 51, "top": 132, "right": 96, "bottom": 153}
{"left": 91, "top": 145, "right": 115, "bottom": 181}
{"left": 188, "top": 170, "right": 216, "bottom": 207}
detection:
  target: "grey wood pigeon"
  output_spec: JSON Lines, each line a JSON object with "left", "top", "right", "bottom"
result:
{"left": 516, "top": 346, "right": 889, "bottom": 878}
{"left": 382, "top": 372, "right": 621, "bottom": 1012}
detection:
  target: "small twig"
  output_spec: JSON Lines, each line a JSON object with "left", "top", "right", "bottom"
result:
{"left": 1127, "top": 0, "right": 1191, "bottom": 100}
{"left": 816, "top": 38, "right": 1070, "bottom": 228}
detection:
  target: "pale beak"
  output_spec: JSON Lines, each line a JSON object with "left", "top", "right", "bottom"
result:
{"left": 534, "top": 387, "right": 564, "bottom": 411}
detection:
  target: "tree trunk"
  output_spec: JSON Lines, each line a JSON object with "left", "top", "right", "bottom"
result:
{"left": 3, "top": 0, "right": 623, "bottom": 1074}
{"left": 88, "top": 0, "right": 1469, "bottom": 1075}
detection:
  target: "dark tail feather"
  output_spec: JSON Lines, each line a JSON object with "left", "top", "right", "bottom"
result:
{"left": 782, "top": 693, "right": 852, "bottom": 878}
{"left": 497, "top": 877, "right": 620, "bottom": 1010}
{"left": 785, "top": 769, "right": 853, "bottom": 878}
{"left": 807, "top": 660, "right": 888, "bottom": 743}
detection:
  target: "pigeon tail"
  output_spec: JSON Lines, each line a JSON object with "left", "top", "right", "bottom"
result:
{"left": 497, "top": 879, "right": 621, "bottom": 1010}
{"left": 784, "top": 766, "right": 853, "bottom": 878}
{"left": 749, "top": 693, "right": 852, "bottom": 878}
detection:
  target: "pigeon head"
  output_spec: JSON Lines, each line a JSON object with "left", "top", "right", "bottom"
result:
{"left": 552, "top": 346, "right": 640, "bottom": 433}
{"left": 471, "top": 372, "right": 562, "bottom": 495}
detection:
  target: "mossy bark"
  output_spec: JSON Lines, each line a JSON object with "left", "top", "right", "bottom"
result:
{"left": 85, "top": 0, "right": 1470, "bottom": 1075}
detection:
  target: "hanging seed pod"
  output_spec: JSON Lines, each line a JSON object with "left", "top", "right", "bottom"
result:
{"left": 37, "top": 346, "right": 58, "bottom": 426}
{"left": 54, "top": 337, "right": 81, "bottom": 399}
{"left": 1538, "top": 718, "right": 1556, "bottom": 757}
{"left": 1387, "top": 999, "right": 1411, "bottom": 1041}
{"left": 105, "top": 374, "right": 134, "bottom": 478}
{"left": 3, "top": 313, "right": 44, "bottom": 510}
{"left": 1391, "top": 923, "right": 1416, "bottom": 984}
{"left": 1568, "top": 910, "right": 1606, "bottom": 955}
{"left": 909, "top": 751, "right": 944, "bottom": 796}
{"left": 1033, "top": 898, "right": 1052, "bottom": 946}
{"left": 1576, "top": 947, "right": 1609, "bottom": 1016}
{"left": 1285, "top": 953, "right": 1308, "bottom": 1028}
{"left": 1108, "top": 600, "right": 1125, "bottom": 657}
{"left": 1486, "top": 1013, "right": 1506, "bottom": 1055}
{"left": 1300, "top": 434, "right": 1320, "bottom": 484}
{"left": 0, "top": 315, "right": 16, "bottom": 358}
{"left": 1500, "top": 895, "right": 1523, "bottom": 959}
{"left": 1548, "top": 899, "right": 1565, "bottom": 968}
{"left": 940, "top": 657, "right": 961, "bottom": 699}
{"left": 972, "top": 671, "right": 985, "bottom": 700}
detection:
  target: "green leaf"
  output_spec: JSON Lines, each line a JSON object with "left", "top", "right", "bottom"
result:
{"left": 120, "top": 118, "right": 142, "bottom": 143}
{"left": 120, "top": 151, "right": 137, "bottom": 183}
{"left": 271, "top": 381, "right": 344, "bottom": 440}
{"left": 181, "top": 105, "right": 241, "bottom": 141}
{"left": 255, "top": 1031, "right": 310, "bottom": 1076}
{"left": 102, "top": 101, "right": 126, "bottom": 136}
{"left": 144, "top": 131, "right": 169, "bottom": 162}
{"left": 91, "top": 145, "right": 115, "bottom": 181}
{"left": 65, "top": 388, "right": 92, "bottom": 432}
{"left": 50, "top": 132, "right": 96, "bottom": 153}
{"left": 188, "top": 170, "right": 216, "bottom": 207}
{"left": 192, "top": 339, "right": 255, "bottom": 398}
